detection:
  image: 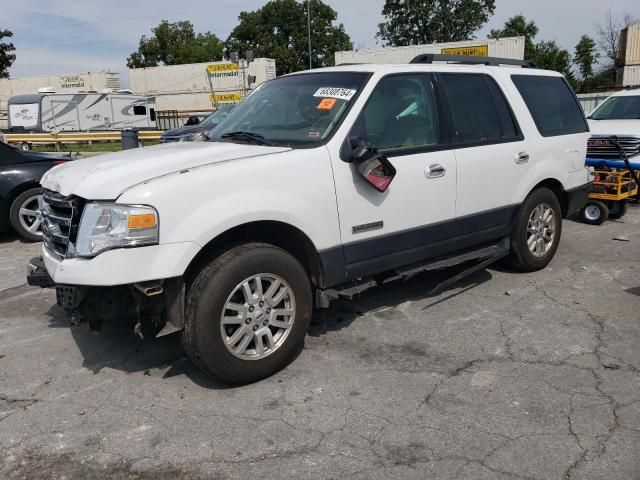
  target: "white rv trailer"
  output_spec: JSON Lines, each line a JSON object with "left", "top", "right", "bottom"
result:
{"left": 7, "top": 91, "right": 156, "bottom": 132}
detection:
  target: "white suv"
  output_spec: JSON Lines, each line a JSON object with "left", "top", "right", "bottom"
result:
{"left": 28, "top": 56, "right": 591, "bottom": 384}
{"left": 587, "top": 88, "right": 640, "bottom": 160}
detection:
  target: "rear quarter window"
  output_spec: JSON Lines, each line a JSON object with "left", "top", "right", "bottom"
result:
{"left": 511, "top": 75, "right": 588, "bottom": 137}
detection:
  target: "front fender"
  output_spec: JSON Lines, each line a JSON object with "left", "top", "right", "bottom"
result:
{"left": 117, "top": 147, "right": 341, "bottom": 260}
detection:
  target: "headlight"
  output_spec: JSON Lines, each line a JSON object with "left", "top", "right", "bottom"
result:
{"left": 74, "top": 203, "right": 159, "bottom": 258}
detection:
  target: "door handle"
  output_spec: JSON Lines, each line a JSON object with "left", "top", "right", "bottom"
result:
{"left": 426, "top": 163, "right": 446, "bottom": 179}
{"left": 515, "top": 152, "right": 530, "bottom": 164}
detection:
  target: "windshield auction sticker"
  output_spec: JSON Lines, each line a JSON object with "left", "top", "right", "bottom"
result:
{"left": 313, "top": 87, "right": 357, "bottom": 101}
{"left": 316, "top": 98, "right": 337, "bottom": 110}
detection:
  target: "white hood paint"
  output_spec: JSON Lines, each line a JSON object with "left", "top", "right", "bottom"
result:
{"left": 41, "top": 142, "right": 291, "bottom": 199}
{"left": 588, "top": 119, "right": 640, "bottom": 137}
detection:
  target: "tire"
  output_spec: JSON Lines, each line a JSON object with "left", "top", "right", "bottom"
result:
{"left": 9, "top": 187, "right": 43, "bottom": 242}
{"left": 608, "top": 200, "right": 628, "bottom": 219}
{"left": 580, "top": 200, "right": 609, "bottom": 225}
{"left": 504, "top": 187, "right": 563, "bottom": 272}
{"left": 182, "top": 243, "right": 312, "bottom": 385}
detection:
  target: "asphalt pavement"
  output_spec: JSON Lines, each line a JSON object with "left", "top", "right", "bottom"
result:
{"left": 1, "top": 207, "right": 639, "bottom": 479}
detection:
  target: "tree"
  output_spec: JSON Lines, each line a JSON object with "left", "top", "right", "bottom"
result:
{"left": 595, "top": 10, "right": 636, "bottom": 67}
{"left": 488, "top": 15, "right": 574, "bottom": 87}
{"left": 534, "top": 41, "right": 574, "bottom": 80}
{"left": 225, "top": 0, "right": 351, "bottom": 75}
{"left": 0, "top": 28, "right": 16, "bottom": 78}
{"left": 573, "top": 35, "right": 599, "bottom": 80}
{"left": 377, "top": 0, "right": 496, "bottom": 46}
{"left": 127, "top": 20, "right": 224, "bottom": 68}
{"left": 488, "top": 15, "right": 538, "bottom": 60}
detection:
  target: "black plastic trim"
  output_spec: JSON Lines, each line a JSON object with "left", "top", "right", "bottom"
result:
{"left": 565, "top": 183, "right": 591, "bottom": 217}
{"left": 318, "top": 204, "right": 519, "bottom": 288}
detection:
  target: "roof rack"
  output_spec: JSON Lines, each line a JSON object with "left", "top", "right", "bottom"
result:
{"left": 409, "top": 54, "right": 537, "bottom": 68}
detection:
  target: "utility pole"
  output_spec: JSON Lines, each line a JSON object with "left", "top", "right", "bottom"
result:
{"left": 307, "top": 0, "right": 312, "bottom": 70}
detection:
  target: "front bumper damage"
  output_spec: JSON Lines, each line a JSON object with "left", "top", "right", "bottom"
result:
{"left": 27, "top": 256, "right": 185, "bottom": 338}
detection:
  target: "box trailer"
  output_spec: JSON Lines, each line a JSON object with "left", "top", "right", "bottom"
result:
{"left": 335, "top": 37, "right": 525, "bottom": 65}
{"left": 129, "top": 58, "right": 276, "bottom": 111}
{"left": 8, "top": 91, "right": 156, "bottom": 132}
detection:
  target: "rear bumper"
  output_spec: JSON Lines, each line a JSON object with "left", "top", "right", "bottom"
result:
{"left": 566, "top": 183, "right": 591, "bottom": 217}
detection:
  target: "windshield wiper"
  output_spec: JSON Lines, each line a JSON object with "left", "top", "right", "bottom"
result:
{"left": 220, "top": 131, "right": 272, "bottom": 146}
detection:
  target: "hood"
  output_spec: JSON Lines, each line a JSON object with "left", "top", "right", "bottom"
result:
{"left": 587, "top": 119, "right": 640, "bottom": 137}
{"left": 161, "top": 124, "right": 213, "bottom": 138}
{"left": 41, "top": 141, "right": 291, "bottom": 199}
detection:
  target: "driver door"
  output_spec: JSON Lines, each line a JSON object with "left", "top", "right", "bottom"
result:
{"left": 327, "top": 73, "right": 457, "bottom": 279}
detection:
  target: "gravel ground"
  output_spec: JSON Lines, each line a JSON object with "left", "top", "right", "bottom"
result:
{"left": 0, "top": 206, "right": 639, "bottom": 479}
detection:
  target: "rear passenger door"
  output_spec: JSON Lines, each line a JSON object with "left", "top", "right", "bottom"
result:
{"left": 437, "top": 73, "right": 528, "bottom": 240}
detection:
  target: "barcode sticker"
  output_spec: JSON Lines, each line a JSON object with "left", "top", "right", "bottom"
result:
{"left": 313, "top": 87, "right": 357, "bottom": 101}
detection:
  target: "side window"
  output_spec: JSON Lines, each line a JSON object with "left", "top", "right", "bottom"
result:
{"left": 133, "top": 105, "right": 147, "bottom": 116}
{"left": 351, "top": 74, "right": 439, "bottom": 153}
{"left": 511, "top": 75, "right": 588, "bottom": 137}
{"left": 439, "top": 73, "right": 520, "bottom": 144}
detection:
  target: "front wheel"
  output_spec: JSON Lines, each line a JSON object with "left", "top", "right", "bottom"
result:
{"left": 504, "top": 187, "right": 563, "bottom": 272}
{"left": 9, "top": 188, "right": 43, "bottom": 242}
{"left": 182, "top": 243, "right": 312, "bottom": 385}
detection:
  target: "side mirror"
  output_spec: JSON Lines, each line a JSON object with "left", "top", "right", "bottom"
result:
{"left": 343, "top": 136, "right": 396, "bottom": 192}
{"left": 356, "top": 151, "right": 396, "bottom": 193}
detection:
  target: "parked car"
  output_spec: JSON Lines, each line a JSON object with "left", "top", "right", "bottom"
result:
{"left": 0, "top": 141, "right": 72, "bottom": 241}
{"left": 28, "top": 56, "right": 591, "bottom": 385}
{"left": 160, "top": 105, "right": 235, "bottom": 143}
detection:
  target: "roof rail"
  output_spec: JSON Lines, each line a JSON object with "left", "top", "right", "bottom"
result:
{"left": 409, "top": 54, "right": 537, "bottom": 68}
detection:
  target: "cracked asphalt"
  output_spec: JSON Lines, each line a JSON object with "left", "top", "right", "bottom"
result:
{"left": 1, "top": 207, "right": 639, "bottom": 479}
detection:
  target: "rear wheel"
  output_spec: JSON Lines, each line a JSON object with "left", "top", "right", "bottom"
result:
{"left": 182, "top": 243, "right": 312, "bottom": 385}
{"left": 9, "top": 188, "right": 43, "bottom": 242}
{"left": 608, "top": 200, "right": 628, "bottom": 219}
{"left": 504, "top": 187, "right": 562, "bottom": 272}
{"left": 580, "top": 200, "right": 609, "bottom": 225}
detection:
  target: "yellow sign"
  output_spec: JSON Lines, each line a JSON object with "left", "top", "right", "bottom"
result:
{"left": 210, "top": 93, "right": 243, "bottom": 103}
{"left": 441, "top": 45, "right": 489, "bottom": 56}
{"left": 207, "top": 63, "right": 239, "bottom": 73}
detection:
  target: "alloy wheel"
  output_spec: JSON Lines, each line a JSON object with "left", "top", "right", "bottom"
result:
{"left": 527, "top": 203, "right": 555, "bottom": 257}
{"left": 220, "top": 273, "right": 296, "bottom": 360}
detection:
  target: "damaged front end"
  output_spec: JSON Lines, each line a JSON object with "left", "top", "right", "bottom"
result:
{"left": 27, "top": 256, "right": 185, "bottom": 338}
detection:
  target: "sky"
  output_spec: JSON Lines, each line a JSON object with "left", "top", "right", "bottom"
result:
{"left": 3, "top": 0, "right": 639, "bottom": 85}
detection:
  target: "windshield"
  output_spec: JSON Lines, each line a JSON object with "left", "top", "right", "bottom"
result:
{"left": 208, "top": 72, "right": 370, "bottom": 147}
{"left": 590, "top": 95, "right": 640, "bottom": 120}
{"left": 201, "top": 105, "right": 234, "bottom": 126}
